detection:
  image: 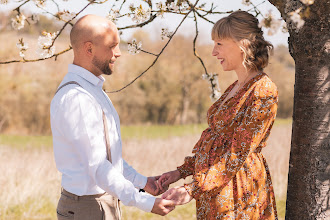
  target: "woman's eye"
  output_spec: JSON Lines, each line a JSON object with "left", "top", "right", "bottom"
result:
{"left": 217, "top": 43, "right": 221, "bottom": 46}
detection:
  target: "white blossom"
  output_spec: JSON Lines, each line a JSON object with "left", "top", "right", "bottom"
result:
{"left": 107, "top": 9, "right": 120, "bottom": 23}
{"left": 259, "top": 11, "right": 282, "bottom": 36}
{"left": 203, "top": 73, "right": 221, "bottom": 101}
{"left": 156, "top": 2, "right": 167, "bottom": 17}
{"left": 36, "top": 46, "right": 55, "bottom": 59}
{"left": 37, "top": 31, "right": 58, "bottom": 58}
{"left": 242, "top": 0, "right": 251, "bottom": 6}
{"left": 16, "top": 38, "right": 28, "bottom": 58}
{"left": 180, "top": 1, "right": 190, "bottom": 11}
{"left": 129, "top": 3, "right": 135, "bottom": 12}
{"left": 0, "top": 0, "right": 8, "bottom": 4}
{"left": 300, "top": 0, "right": 314, "bottom": 5}
{"left": 167, "top": 2, "right": 179, "bottom": 12}
{"left": 210, "top": 89, "right": 221, "bottom": 102}
{"left": 161, "top": 28, "right": 173, "bottom": 40}
{"left": 28, "top": 14, "right": 39, "bottom": 24}
{"left": 289, "top": 8, "right": 305, "bottom": 29}
{"left": 131, "top": 5, "right": 151, "bottom": 23}
{"left": 11, "top": 14, "right": 26, "bottom": 30}
{"left": 57, "top": 10, "right": 76, "bottom": 22}
{"left": 33, "top": 0, "right": 47, "bottom": 7}
{"left": 128, "top": 39, "right": 142, "bottom": 55}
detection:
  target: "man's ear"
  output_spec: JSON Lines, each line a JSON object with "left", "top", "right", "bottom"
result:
{"left": 84, "top": 41, "right": 93, "bottom": 57}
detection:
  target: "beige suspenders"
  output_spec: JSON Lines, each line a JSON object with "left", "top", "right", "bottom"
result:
{"left": 55, "top": 81, "right": 112, "bottom": 162}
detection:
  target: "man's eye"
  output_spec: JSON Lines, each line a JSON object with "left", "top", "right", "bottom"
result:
{"left": 217, "top": 43, "right": 221, "bottom": 46}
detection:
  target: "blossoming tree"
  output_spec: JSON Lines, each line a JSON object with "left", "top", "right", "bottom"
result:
{"left": 0, "top": 0, "right": 329, "bottom": 219}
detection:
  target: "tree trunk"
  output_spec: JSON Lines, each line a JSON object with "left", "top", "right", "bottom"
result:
{"left": 268, "top": 0, "right": 330, "bottom": 219}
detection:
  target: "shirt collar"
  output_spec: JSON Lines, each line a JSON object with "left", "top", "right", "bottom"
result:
{"left": 68, "top": 64, "right": 105, "bottom": 88}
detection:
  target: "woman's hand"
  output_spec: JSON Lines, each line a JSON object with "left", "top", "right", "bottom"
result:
{"left": 158, "top": 170, "right": 181, "bottom": 191}
{"left": 161, "top": 186, "right": 193, "bottom": 205}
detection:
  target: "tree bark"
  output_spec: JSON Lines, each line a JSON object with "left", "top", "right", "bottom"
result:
{"left": 268, "top": 0, "right": 330, "bottom": 219}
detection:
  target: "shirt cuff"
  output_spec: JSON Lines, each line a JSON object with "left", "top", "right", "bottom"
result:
{"left": 135, "top": 191, "right": 156, "bottom": 212}
{"left": 133, "top": 173, "right": 148, "bottom": 189}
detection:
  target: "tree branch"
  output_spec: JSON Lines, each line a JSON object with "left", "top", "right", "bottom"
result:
{"left": 104, "top": 0, "right": 201, "bottom": 93}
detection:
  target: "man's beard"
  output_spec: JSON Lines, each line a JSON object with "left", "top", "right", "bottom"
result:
{"left": 92, "top": 56, "right": 113, "bottom": 75}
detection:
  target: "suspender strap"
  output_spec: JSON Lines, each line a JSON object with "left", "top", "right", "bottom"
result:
{"left": 102, "top": 111, "right": 112, "bottom": 163}
{"left": 54, "top": 81, "right": 112, "bottom": 163}
{"left": 55, "top": 81, "right": 82, "bottom": 95}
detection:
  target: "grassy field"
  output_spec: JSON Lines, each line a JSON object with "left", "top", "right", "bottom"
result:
{"left": 0, "top": 120, "right": 291, "bottom": 219}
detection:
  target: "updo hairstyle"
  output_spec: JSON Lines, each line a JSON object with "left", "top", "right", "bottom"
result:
{"left": 212, "top": 11, "right": 273, "bottom": 72}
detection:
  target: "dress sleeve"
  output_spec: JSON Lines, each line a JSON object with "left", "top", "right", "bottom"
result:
{"left": 184, "top": 85, "right": 278, "bottom": 199}
{"left": 177, "top": 155, "right": 196, "bottom": 179}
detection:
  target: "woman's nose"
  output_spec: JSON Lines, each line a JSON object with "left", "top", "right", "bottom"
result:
{"left": 212, "top": 47, "right": 218, "bottom": 56}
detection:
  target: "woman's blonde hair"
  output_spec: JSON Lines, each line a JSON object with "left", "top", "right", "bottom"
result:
{"left": 212, "top": 11, "right": 273, "bottom": 72}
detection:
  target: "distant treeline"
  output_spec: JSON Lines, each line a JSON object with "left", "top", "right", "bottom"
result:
{"left": 0, "top": 20, "right": 294, "bottom": 135}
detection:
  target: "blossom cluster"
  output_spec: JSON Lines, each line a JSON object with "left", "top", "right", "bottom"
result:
{"left": 33, "top": 0, "right": 47, "bottom": 7}
{"left": 160, "top": 28, "right": 173, "bottom": 40}
{"left": 289, "top": 8, "right": 305, "bottom": 29}
{"left": 300, "top": 0, "right": 314, "bottom": 5}
{"left": 29, "top": 14, "right": 40, "bottom": 24}
{"left": 0, "top": 0, "right": 8, "bottom": 4}
{"left": 16, "top": 38, "right": 28, "bottom": 58}
{"left": 11, "top": 14, "right": 26, "bottom": 30}
{"left": 37, "top": 31, "right": 58, "bottom": 58}
{"left": 57, "top": 10, "right": 76, "bottom": 22}
{"left": 128, "top": 39, "right": 142, "bottom": 55}
{"left": 242, "top": 0, "right": 251, "bottom": 6}
{"left": 202, "top": 73, "right": 221, "bottom": 102}
{"left": 258, "top": 11, "right": 282, "bottom": 36}
{"left": 129, "top": 1, "right": 190, "bottom": 23}
{"left": 130, "top": 4, "right": 151, "bottom": 23}
{"left": 107, "top": 9, "right": 120, "bottom": 23}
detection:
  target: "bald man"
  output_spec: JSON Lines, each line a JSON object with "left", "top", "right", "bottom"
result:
{"left": 50, "top": 15, "right": 175, "bottom": 220}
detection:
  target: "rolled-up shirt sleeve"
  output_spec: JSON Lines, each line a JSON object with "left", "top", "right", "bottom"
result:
{"left": 51, "top": 88, "right": 155, "bottom": 212}
{"left": 123, "top": 160, "right": 148, "bottom": 189}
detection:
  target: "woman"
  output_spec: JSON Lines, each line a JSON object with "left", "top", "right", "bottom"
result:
{"left": 159, "top": 11, "right": 278, "bottom": 219}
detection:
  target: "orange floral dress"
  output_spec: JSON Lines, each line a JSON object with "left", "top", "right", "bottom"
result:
{"left": 177, "top": 73, "right": 278, "bottom": 219}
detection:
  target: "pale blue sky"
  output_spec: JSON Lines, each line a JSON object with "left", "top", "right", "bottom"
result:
{"left": 1, "top": 0, "right": 288, "bottom": 46}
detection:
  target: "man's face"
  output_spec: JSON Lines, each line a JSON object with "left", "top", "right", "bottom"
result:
{"left": 92, "top": 29, "right": 121, "bottom": 76}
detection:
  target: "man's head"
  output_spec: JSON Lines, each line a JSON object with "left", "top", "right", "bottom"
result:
{"left": 70, "top": 14, "right": 121, "bottom": 76}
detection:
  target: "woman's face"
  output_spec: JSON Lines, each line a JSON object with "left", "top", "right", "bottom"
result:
{"left": 212, "top": 38, "right": 244, "bottom": 72}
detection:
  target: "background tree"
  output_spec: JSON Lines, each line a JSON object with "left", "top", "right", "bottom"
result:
{"left": 267, "top": 0, "right": 330, "bottom": 218}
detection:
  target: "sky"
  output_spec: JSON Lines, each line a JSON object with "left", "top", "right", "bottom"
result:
{"left": 0, "top": 0, "right": 289, "bottom": 46}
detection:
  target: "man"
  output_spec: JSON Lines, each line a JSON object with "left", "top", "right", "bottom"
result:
{"left": 50, "top": 15, "right": 175, "bottom": 220}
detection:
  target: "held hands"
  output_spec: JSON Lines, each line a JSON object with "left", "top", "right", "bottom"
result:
{"left": 161, "top": 186, "right": 193, "bottom": 205}
{"left": 144, "top": 174, "right": 192, "bottom": 216}
{"left": 143, "top": 176, "right": 167, "bottom": 196}
{"left": 158, "top": 170, "right": 181, "bottom": 191}
{"left": 151, "top": 198, "right": 176, "bottom": 216}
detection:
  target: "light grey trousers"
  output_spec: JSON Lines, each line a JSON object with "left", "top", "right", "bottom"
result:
{"left": 57, "top": 188, "right": 121, "bottom": 220}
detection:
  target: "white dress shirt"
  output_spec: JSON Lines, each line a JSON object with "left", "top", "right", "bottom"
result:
{"left": 50, "top": 64, "right": 155, "bottom": 212}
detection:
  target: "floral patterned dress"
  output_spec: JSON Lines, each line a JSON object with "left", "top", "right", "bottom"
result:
{"left": 177, "top": 73, "right": 278, "bottom": 219}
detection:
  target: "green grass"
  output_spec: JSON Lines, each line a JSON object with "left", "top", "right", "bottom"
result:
{"left": 0, "top": 119, "right": 291, "bottom": 149}
{"left": 276, "top": 198, "right": 287, "bottom": 219}
{"left": 122, "top": 201, "right": 196, "bottom": 220}
{"left": 3, "top": 197, "right": 56, "bottom": 220}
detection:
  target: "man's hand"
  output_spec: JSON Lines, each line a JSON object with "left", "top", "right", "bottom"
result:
{"left": 161, "top": 186, "right": 193, "bottom": 205}
{"left": 143, "top": 176, "right": 166, "bottom": 196}
{"left": 151, "top": 198, "right": 176, "bottom": 216}
{"left": 158, "top": 170, "right": 181, "bottom": 191}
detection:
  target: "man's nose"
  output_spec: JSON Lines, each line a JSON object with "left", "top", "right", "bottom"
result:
{"left": 114, "top": 46, "right": 121, "bottom": 58}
